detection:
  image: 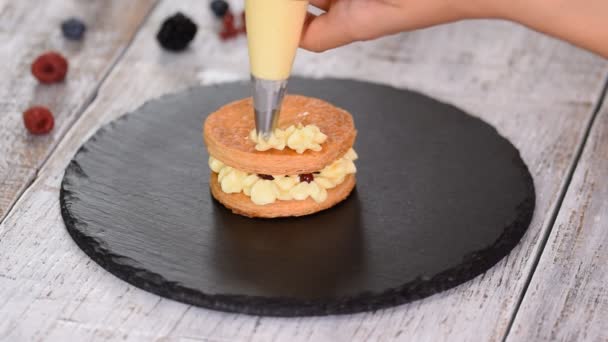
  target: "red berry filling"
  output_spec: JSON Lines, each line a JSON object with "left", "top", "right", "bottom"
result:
{"left": 299, "top": 173, "right": 314, "bottom": 183}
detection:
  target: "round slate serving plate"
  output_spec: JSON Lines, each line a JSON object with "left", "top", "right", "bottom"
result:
{"left": 60, "top": 78, "right": 535, "bottom": 316}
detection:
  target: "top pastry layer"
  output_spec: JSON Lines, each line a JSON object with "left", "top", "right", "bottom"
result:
{"left": 203, "top": 95, "right": 357, "bottom": 175}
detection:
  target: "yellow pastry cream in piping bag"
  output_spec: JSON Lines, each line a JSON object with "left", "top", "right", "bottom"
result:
{"left": 245, "top": 0, "right": 309, "bottom": 80}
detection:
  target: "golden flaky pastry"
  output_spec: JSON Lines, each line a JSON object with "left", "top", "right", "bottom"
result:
{"left": 204, "top": 95, "right": 356, "bottom": 175}
{"left": 204, "top": 95, "right": 358, "bottom": 218}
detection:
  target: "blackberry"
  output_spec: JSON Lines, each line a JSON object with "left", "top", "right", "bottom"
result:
{"left": 210, "top": 0, "right": 230, "bottom": 18}
{"left": 61, "top": 18, "right": 86, "bottom": 41}
{"left": 156, "top": 12, "right": 198, "bottom": 51}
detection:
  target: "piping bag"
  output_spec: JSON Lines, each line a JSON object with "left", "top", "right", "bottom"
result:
{"left": 245, "top": 0, "right": 310, "bottom": 139}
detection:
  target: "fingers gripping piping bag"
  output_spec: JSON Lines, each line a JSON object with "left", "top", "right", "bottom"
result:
{"left": 204, "top": 0, "right": 360, "bottom": 218}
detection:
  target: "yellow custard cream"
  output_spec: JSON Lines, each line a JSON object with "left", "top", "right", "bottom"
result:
{"left": 209, "top": 149, "right": 358, "bottom": 205}
{"left": 245, "top": 0, "right": 309, "bottom": 80}
{"left": 249, "top": 123, "right": 328, "bottom": 153}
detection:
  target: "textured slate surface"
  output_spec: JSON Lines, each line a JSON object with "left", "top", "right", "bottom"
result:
{"left": 60, "top": 78, "right": 535, "bottom": 316}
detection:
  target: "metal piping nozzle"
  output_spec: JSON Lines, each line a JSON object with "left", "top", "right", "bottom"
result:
{"left": 252, "top": 75, "right": 288, "bottom": 139}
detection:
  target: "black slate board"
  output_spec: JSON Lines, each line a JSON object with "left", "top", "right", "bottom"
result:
{"left": 60, "top": 78, "right": 535, "bottom": 316}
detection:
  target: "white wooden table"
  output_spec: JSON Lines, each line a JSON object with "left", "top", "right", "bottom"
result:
{"left": 1, "top": 1, "right": 607, "bottom": 341}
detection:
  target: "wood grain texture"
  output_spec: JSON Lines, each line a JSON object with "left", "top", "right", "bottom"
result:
{"left": 507, "top": 97, "right": 608, "bottom": 342}
{"left": 0, "top": 0, "right": 157, "bottom": 222}
{"left": 0, "top": 0, "right": 607, "bottom": 341}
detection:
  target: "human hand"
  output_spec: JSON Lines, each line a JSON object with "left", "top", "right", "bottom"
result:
{"left": 300, "top": 0, "right": 502, "bottom": 52}
{"left": 299, "top": 0, "right": 608, "bottom": 58}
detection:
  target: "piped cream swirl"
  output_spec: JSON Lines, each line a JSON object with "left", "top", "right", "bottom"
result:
{"left": 209, "top": 148, "right": 358, "bottom": 205}
{"left": 249, "top": 123, "right": 328, "bottom": 153}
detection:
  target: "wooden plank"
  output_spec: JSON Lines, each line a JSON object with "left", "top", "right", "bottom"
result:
{"left": 0, "top": 0, "right": 157, "bottom": 222}
{"left": 506, "top": 94, "right": 608, "bottom": 341}
{"left": 0, "top": 0, "right": 607, "bottom": 341}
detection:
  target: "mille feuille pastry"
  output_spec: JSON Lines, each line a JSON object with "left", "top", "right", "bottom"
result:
{"left": 203, "top": 95, "right": 358, "bottom": 218}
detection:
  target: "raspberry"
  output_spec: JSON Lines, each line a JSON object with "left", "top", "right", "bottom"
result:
{"left": 219, "top": 27, "right": 239, "bottom": 40}
{"left": 61, "top": 18, "right": 86, "bottom": 41}
{"left": 156, "top": 13, "right": 198, "bottom": 51}
{"left": 23, "top": 106, "right": 54, "bottom": 135}
{"left": 299, "top": 174, "right": 314, "bottom": 183}
{"left": 219, "top": 12, "right": 239, "bottom": 40}
{"left": 239, "top": 11, "right": 246, "bottom": 33}
{"left": 31, "top": 52, "right": 68, "bottom": 84}
{"left": 210, "top": 0, "right": 229, "bottom": 18}
{"left": 222, "top": 12, "right": 235, "bottom": 29}
{"left": 258, "top": 174, "right": 274, "bottom": 180}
